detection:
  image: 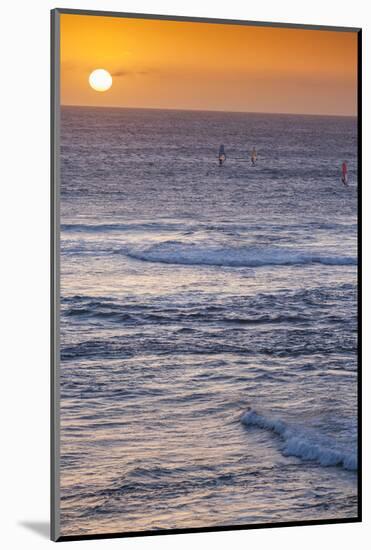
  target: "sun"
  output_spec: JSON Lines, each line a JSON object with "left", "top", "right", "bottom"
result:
{"left": 88, "top": 69, "right": 112, "bottom": 92}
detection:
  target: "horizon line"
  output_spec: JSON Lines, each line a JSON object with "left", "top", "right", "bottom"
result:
{"left": 60, "top": 103, "right": 357, "bottom": 118}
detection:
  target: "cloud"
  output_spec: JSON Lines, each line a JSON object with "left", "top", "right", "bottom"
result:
{"left": 60, "top": 62, "right": 152, "bottom": 78}
{"left": 111, "top": 69, "right": 151, "bottom": 77}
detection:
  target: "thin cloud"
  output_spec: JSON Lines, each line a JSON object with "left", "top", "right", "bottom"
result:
{"left": 111, "top": 69, "right": 152, "bottom": 77}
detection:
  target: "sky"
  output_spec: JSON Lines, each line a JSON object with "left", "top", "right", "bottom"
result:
{"left": 60, "top": 13, "right": 358, "bottom": 116}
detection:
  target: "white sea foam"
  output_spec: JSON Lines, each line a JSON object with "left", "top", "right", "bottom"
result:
{"left": 241, "top": 410, "right": 357, "bottom": 471}
{"left": 125, "top": 242, "right": 356, "bottom": 268}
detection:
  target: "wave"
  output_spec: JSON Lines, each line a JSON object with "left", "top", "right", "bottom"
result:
{"left": 241, "top": 409, "right": 357, "bottom": 471}
{"left": 124, "top": 242, "right": 356, "bottom": 268}
{"left": 61, "top": 221, "right": 355, "bottom": 233}
{"left": 61, "top": 222, "right": 181, "bottom": 233}
{"left": 63, "top": 300, "right": 312, "bottom": 326}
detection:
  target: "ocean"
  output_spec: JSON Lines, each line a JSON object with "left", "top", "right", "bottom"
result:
{"left": 59, "top": 106, "right": 358, "bottom": 536}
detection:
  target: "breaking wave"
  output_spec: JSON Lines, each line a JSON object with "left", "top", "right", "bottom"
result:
{"left": 241, "top": 409, "right": 357, "bottom": 471}
{"left": 124, "top": 242, "right": 356, "bottom": 268}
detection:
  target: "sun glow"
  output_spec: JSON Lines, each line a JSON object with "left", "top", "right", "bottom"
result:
{"left": 88, "top": 69, "right": 112, "bottom": 92}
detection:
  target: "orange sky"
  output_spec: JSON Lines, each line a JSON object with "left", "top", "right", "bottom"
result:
{"left": 60, "top": 13, "right": 358, "bottom": 116}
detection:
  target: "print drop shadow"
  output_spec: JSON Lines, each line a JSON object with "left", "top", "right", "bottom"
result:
{"left": 19, "top": 521, "right": 49, "bottom": 539}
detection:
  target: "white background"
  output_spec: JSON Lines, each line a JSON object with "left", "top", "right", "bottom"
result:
{"left": 0, "top": 0, "right": 369, "bottom": 548}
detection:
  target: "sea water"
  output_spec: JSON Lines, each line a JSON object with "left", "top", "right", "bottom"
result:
{"left": 59, "top": 107, "right": 358, "bottom": 536}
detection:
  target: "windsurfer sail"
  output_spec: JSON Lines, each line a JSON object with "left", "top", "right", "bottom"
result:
{"left": 251, "top": 147, "right": 257, "bottom": 166}
{"left": 218, "top": 144, "right": 226, "bottom": 165}
{"left": 342, "top": 161, "right": 348, "bottom": 186}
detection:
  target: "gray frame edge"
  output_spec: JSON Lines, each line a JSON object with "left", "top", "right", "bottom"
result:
{"left": 53, "top": 7, "right": 361, "bottom": 33}
{"left": 51, "top": 8, "right": 61, "bottom": 543}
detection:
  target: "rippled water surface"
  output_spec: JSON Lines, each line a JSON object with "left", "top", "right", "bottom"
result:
{"left": 59, "top": 107, "right": 358, "bottom": 536}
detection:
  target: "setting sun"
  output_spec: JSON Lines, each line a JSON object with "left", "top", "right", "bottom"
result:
{"left": 88, "top": 69, "right": 112, "bottom": 92}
